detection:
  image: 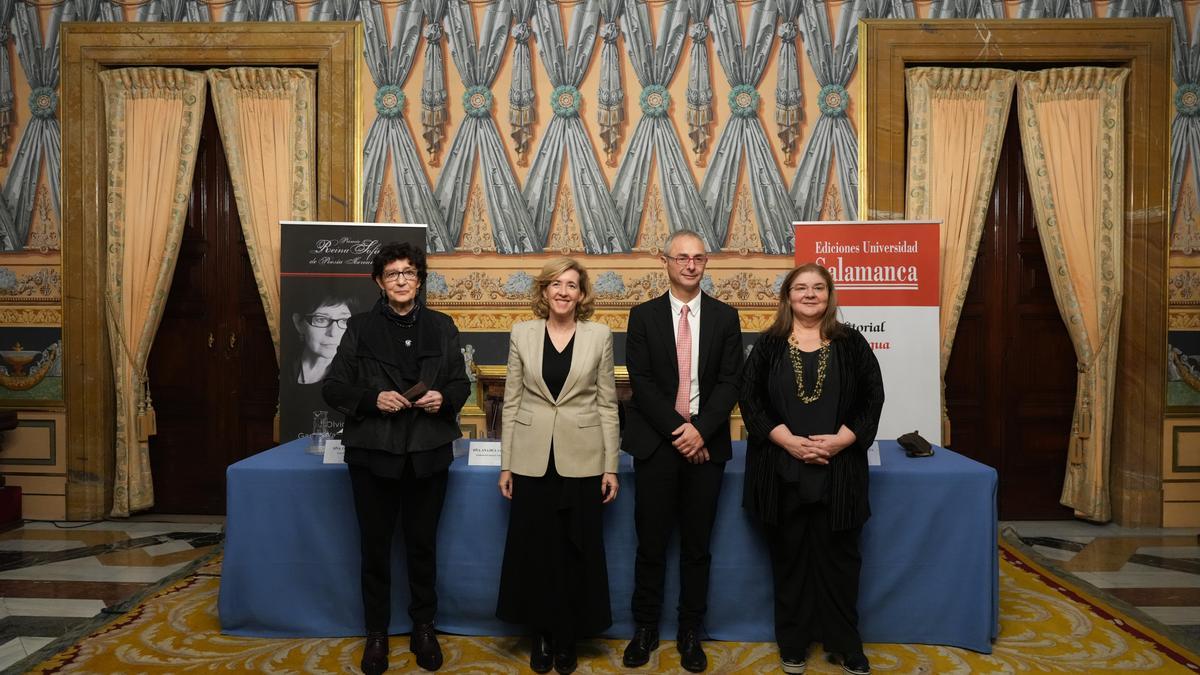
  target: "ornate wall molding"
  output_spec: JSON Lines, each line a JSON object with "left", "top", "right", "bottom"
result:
{"left": 0, "top": 306, "right": 61, "bottom": 326}
{"left": 0, "top": 265, "right": 61, "bottom": 303}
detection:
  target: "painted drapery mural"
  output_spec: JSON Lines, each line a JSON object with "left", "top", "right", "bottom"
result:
{"left": 0, "top": 0, "right": 1195, "bottom": 520}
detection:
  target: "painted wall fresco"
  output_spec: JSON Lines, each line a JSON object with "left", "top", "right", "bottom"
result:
{"left": 0, "top": 0, "right": 1192, "bottom": 413}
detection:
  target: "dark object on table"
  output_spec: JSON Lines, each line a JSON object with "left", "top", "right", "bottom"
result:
{"left": 897, "top": 431, "right": 934, "bottom": 458}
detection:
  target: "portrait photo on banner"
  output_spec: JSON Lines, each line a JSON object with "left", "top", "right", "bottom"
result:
{"left": 278, "top": 221, "right": 427, "bottom": 441}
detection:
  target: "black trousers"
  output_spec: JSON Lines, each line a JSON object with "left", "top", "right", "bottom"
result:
{"left": 348, "top": 462, "right": 448, "bottom": 633}
{"left": 631, "top": 445, "right": 725, "bottom": 630}
{"left": 767, "top": 484, "right": 863, "bottom": 659}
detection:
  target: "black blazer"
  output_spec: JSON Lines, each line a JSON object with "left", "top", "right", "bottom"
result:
{"left": 322, "top": 300, "right": 471, "bottom": 455}
{"left": 622, "top": 292, "right": 743, "bottom": 462}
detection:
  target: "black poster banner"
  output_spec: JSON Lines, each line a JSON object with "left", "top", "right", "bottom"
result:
{"left": 278, "top": 221, "right": 427, "bottom": 442}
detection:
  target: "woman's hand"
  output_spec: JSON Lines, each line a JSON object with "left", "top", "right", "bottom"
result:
{"left": 376, "top": 390, "right": 411, "bottom": 414}
{"left": 798, "top": 426, "right": 857, "bottom": 464}
{"left": 498, "top": 470, "right": 513, "bottom": 500}
{"left": 413, "top": 390, "right": 444, "bottom": 414}
{"left": 601, "top": 473, "right": 619, "bottom": 504}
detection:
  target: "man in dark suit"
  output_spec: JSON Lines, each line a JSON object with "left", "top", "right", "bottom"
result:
{"left": 622, "top": 229, "right": 743, "bottom": 672}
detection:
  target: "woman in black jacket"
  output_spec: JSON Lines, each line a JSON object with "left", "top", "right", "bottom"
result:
{"left": 323, "top": 242, "right": 471, "bottom": 675}
{"left": 739, "top": 263, "right": 884, "bottom": 675}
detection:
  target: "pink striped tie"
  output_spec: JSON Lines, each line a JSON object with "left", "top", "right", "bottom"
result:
{"left": 675, "top": 305, "right": 691, "bottom": 419}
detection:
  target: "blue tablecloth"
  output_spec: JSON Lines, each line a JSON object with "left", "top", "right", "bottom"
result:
{"left": 219, "top": 439, "right": 999, "bottom": 652}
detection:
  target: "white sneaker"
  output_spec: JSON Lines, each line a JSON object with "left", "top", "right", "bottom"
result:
{"left": 781, "top": 656, "right": 806, "bottom": 674}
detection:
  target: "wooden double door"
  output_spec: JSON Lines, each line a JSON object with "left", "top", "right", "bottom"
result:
{"left": 943, "top": 103, "right": 1078, "bottom": 520}
{"left": 146, "top": 101, "right": 278, "bottom": 514}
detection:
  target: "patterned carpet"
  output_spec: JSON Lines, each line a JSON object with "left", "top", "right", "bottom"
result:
{"left": 26, "top": 543, "right": 1200, "bottom": 674}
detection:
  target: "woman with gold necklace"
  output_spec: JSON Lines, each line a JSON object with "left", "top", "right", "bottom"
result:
{"left": 739, "top": 263, "right": 884, "bottom": 675}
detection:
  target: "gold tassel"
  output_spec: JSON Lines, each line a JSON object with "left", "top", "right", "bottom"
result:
{"left": 599, "top": 105, "right": 624, "bottom": 166}
{"left": 509, "top": 104, "right": 533, "bottom": 166}
{"left": 1076, "top": 366, "right": 1092, "bottom": 440}
{"left": 273, "top": 403, "right": 281, "bottom": 444}
{"left": 1069, "top": 437, "right": 1085, "bottom": 465}
{"left": 422, "top": 104, "right": 446, "bottom": 166}
{"left": 776, "top": 105, "right": 802, "bottom": 166}
{"left": 687, "top": 103, "right": 712, "bottom": 165}
{"left": 136, "top": 383, "right": 157, "bottom": 442}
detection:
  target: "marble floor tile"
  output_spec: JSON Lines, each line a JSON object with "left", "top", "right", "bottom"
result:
{"left": 18, "top": 521, "right": 224, "bottom": 536}
{"left": 0, "top": 616, "right": 88, "bottom": 643}
{"left": 0, "top": 556, "right": 187, "bottom": 583}
{"left": 1062, "top": 538, "right": 1148, "bottom": 573}
{"left": 1031, "top": 544, "right": 1077, "bottom": 562}
{"left": 1108, "top": 587, "right": 1200, "bottom": 607}
{"left": 1135, "top": 545, "right": 1200, "bottom": 559}
{"left": 0, "top": 540, "right": 85, "bottom": 553}
{"left": 0, "top": 580, "right": 151, "bottom": 606}
{"left": 4, "top": 598, "right": 106, "bottom": 618}
{"left": 0, "top": 637, "right": 27, "bottom": 672}
{"left": 1139, "top": 606, "right": 1200, "bottom": 625}
{"left": 143, "top": 540, "right": 194, "bottom": 557}
{"left": 18, "top": 636, "right": 53, "bottom": 653}
{"left": 1073, "top": 564, "right": 1200, "bottom": 589}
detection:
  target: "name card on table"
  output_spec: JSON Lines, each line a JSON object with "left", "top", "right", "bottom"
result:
{"left": 468, "top": 441, "right": 502, "bottom": 466}
{"left": 323, "top": 439, "right": 345, "bottom": 464}
{"left": 867, "top": 441, "right": 881, "bottom": 466}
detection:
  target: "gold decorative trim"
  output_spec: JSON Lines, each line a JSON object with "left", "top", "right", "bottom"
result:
{"left": 0, "top": 266, "right": 62, "bottom": 303}
{"left": 434, "top": 307, "right": 779, "bottom": 333}
{"left": 1169, "top": 268, "right": 1200, "bottom": 305}
{"left": 0, "top": 307, "right": 62, "bottom": 326}
{"left": 1169, "top": 308, "right": 1200, "bottom": 330}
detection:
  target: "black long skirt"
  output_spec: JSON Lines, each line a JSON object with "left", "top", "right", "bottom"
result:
{"left": 496, "top": 451, "right": 613, "bottom": 642}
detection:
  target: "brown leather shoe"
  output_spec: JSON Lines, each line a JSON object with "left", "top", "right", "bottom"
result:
{"left": 360, "top": 631, "right": 388, "bottom": 675}
{"left": 410, "top": 622, "right": 443, "bottom": 671}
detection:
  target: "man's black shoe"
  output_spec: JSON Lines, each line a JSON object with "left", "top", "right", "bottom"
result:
{"left": 553, "top": 641, "right": 577, "bottom": 674}
{"left": 360, "top": 631, "right": 388, "bottom": 675}
{"left": 677, "top": 627, "right": 707, "bottom": 672}
{"left": 529, "top": 633, "right": 553, "bottom": 673}
{"left": 622, "top": 625, "right": 660, "bottom": 667}
{"left": 409, "top": 622, "right": 443, "bottom": 671}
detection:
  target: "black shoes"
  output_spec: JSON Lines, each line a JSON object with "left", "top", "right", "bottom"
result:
{"left": 553, "top": 641, "right": 577, "bottom": 674}
{"left": 622, "top": 625, "right": 660, "bottom": 668}
{"left": 676, "top": 627, "right": 707, "bottom": 672}
{"left": 360, "top": 631, "right": 388, "bottom": 675}
{"left": 409, "top": 622, "right": 443, "bottom": 671}
{"left": 841, "top": 652, "right": 871, "bottom": 675}
{"left": 529, "top": 633, "right": 553, "bottom": 674}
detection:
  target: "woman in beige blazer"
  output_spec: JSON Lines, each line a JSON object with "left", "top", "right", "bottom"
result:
{"left": 495, "top": 257, "right": 620, "bottom": 675}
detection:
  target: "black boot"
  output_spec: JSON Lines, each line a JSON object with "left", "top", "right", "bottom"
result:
{"left": 410, "top": 622, "right": 443, "bottom": 671}
{"left": 360, "top": 631, "right": 388, "bottom": 675}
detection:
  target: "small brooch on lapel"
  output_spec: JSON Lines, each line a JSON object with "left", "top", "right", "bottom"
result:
{"left": 404, "top": 339, "right": 413, "bottom": 347}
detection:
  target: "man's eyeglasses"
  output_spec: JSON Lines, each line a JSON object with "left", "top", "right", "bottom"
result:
{"left": 663, "top": 255, "right": 709, "bottom": 267}
{"left": 305, "top": 315, "right": 349, "bottom": 329}
{"left": 382, "top": 269, "right": 419, "bottom": 283}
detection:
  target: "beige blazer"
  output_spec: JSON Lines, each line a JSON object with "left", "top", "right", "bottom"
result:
{"left": 500, "top": 319, "right": 621, "bottom": 477}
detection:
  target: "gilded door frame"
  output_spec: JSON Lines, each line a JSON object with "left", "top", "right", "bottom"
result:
{"left": 61, "top": 23, "right": 363, "bottom": 518}
{"left": 859, "top": 18, "right": 1171, "bottom": 525}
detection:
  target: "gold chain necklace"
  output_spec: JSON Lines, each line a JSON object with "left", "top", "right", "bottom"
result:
{"left": 787, "top": 334, "right": 830, "bottom": 403}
